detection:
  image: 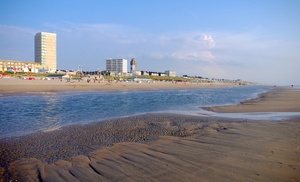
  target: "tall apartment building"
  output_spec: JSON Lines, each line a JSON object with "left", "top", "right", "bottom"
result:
{"left": 35, "top": 32, "right": 57, "bottom": 71}
{"left": 106, "top": 58, "right": 128, "bottom": 74}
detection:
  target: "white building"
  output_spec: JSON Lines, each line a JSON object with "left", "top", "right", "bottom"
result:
{"left": 106, "top": 58, "right": 128, "bottom": 75}
{"left": 35, "top": 32, "right": 57, "bottom": 72}
{"left": 165, "top": 70, "right": 176, "bottom": 77}
{"left": 132, "top": 70, "right": 142, "bottom": 76}
{"left": 0, "top": 60, "right": 42, "bottom": 73}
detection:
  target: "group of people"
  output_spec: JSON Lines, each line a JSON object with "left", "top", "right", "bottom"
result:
{"left": 87, "top": 76, "right": 103, "bottom": 83}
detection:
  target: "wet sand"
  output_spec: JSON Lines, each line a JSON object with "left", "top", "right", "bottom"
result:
{"left": 203, "top": 87, "right": 300, "bottom": 112}
{"left": 0, "top": 87, "right": 300, "bottom": 181}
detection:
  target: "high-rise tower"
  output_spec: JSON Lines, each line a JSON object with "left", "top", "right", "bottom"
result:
{"left": 130, "top": 58, "right": 137, "bottom": 72}
{"left": 35, "top": 32, "right": 57, "bottom": 71}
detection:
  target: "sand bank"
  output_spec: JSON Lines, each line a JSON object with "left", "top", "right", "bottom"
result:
{"left": 203, "top": 87, "right": 300, "bottom": 112}
{"left": 0, "top": 77, "right": 239, "bottom": 94}
{"left": 1, "top": 87, "right": 300, "bottom": 181}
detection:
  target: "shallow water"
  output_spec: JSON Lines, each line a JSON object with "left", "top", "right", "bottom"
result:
{"left": 165, "top": 109, "right": 300, "bottom": 121}
{"left": 0, "top": 85, "right": 297, "bottom": 138}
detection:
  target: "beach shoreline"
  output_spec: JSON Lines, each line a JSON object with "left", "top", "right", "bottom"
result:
{"left": 0, "top": 86, "right": 299, "bottom": 181}
{"left": 202, "top": 87, "right": 300, "bottom": 112}
{"left": 0, "top": 77, "right": 248, "bottom": 95}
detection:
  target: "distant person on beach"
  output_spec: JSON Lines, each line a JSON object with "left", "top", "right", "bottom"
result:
{"left": 93, "top": 76, "right": 98, "bottom": 83}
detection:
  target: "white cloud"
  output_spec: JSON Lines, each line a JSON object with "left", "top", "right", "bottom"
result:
{"left": 172, "top": 50, "right": 215, "bottom": 62}
{"left": 169, "top": 34, "right": 216, "bottom": 63}
{"left": 147, "top": 33, "right": 217, "bottom": 63}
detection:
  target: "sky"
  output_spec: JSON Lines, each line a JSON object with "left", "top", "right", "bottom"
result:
{"left": 0, "top": 0, "right": 299, "bottom": 85}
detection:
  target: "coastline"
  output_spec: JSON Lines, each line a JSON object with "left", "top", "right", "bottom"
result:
{"left": 0, "top": 77, "right": 245, "bottom": 94}
{"left": 202, "top": 87, "right": 300, "bottom": 112}
{"left": 1, "top": 87, "right": 300, "bottom": 181}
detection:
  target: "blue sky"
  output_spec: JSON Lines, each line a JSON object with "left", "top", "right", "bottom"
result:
{"left": 0, "top": 0, "right": 299, "bottom": 85}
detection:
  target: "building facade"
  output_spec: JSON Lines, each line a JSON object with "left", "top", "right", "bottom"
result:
{"left": 106, "top": 58, "right": 128, "bottom": 75}
{"left": 165, "top": 70, "right": 176, "bottom": 77}
{"left": 35, "top": 32, "right": 57, "bottom": 72}
{"left": 130, "top": 58, "right": 137, "bottom": 72}
{"left": 0, "top": 60, "right": 42, "bottom": 73}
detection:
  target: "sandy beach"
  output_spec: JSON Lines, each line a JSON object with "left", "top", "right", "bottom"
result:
{"left": 203, "top": 87, "right": 300, "bottom": 112}
{"left": 0, "top": 83, "right": 300, "bottom": 181}
{"left": 0, "top": 77, "right": 238, "bottom": 94}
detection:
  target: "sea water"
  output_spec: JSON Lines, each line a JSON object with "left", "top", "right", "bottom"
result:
{"left": 0, "top": 86, "right": 293, "bottom": 138}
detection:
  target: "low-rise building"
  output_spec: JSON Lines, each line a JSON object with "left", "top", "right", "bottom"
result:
{"left": 165, "top": 70, "right": 176, "bottom": 77}
{"left": 159, "top": 72, "right": 166, "bottom": 77}
{"left": 132, "top": 70, "right": 142, "bottom": 76}
{"left": 0, "top": 60, "right": 43, "bottom": 73}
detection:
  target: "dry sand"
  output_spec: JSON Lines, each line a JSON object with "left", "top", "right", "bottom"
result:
{"left": 0, "top": 85, "right": 300, "bottom": 182}
{"left": 0, "top": 77, "right": 236, "bottom": 94}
